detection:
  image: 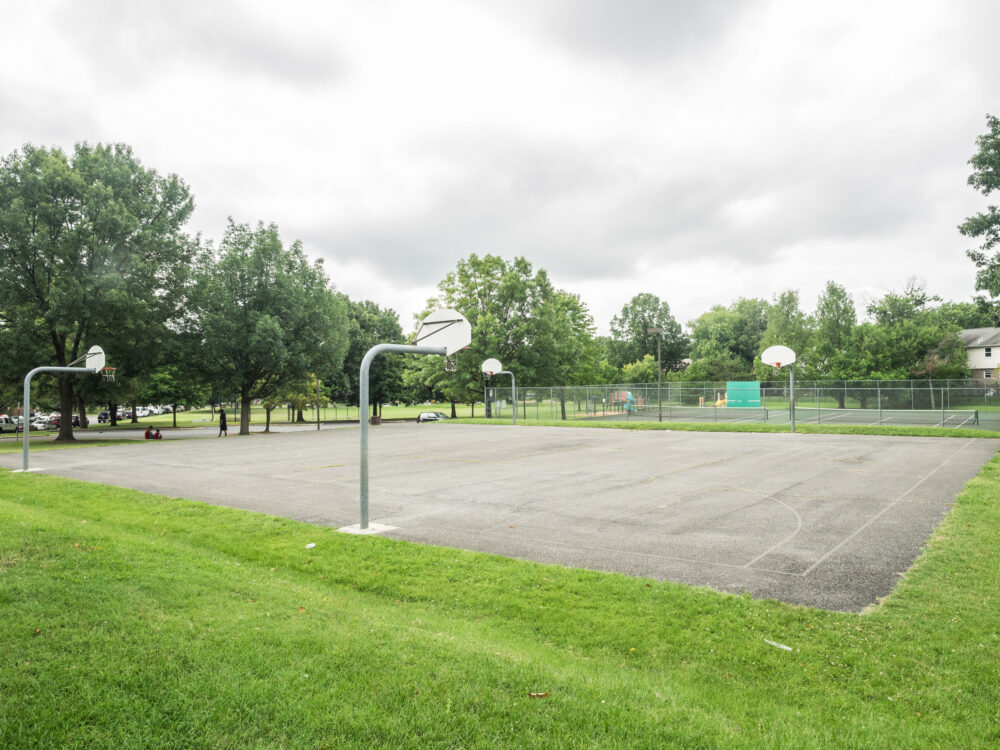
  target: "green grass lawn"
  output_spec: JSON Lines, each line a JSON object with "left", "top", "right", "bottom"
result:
{"left": 2, "top": 451, "right": 999, "bottom": 748}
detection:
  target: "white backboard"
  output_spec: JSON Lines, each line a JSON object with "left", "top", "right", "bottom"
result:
{"left": 481, "top": 358, "right": 502, "bottom": 375}
{"left": 761, "top": 344, "right": 796, "bottom": 368}
{"left": 414, "top": 309, "right": 472, "bottom": 355}
{"left": 86, "top": 345, "right": 106, "bottom": 372}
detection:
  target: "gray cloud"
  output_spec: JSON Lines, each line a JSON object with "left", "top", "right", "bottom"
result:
{"left": 51, "top": 0, "right": 345, "bottom": 89}
{"left": 486, "top": 0, "right": 754, "bottom": 65}
{"left": 300, "top": 116, "right": 944, "bottom": 291}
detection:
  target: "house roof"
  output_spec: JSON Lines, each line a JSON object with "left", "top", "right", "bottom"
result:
{"left": 958, "top": 328, "right": 1000, "bottom": 347}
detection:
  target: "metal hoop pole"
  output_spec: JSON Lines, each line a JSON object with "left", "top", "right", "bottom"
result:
{"left": 21, "top": 365, "right": 99, "bottom": 472}
{"left": 360, "top": 344, "right": 446, "bottom": 529}
{"left": 498, "top": 370, "right": 516, "bottom": 425}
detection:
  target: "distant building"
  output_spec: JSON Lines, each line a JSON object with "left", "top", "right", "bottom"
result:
{"left": 958, "top": 328, "right": 1000, "bottom": 382}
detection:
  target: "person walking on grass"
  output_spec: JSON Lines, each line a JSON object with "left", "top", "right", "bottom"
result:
{"left": 218, "top": 406, "right": 228, "bottom": 437}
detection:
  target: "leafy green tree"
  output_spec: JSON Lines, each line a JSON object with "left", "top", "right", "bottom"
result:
{"left": 189, "top": 220, "right": 348, "bottom": 435}
{"left": 753, "top": 290, "right": 812, "bottom": 380}
{"left": 0, "top": 143, "right": 195, "bottom": 440}
{"left": 848, "top": 284, "right": 970, "bottom": 383}
{"left": 961, "top": 114, "right": 1000, "bottom": 308}
{"left": 409, "top": 254, "right": 594, "bottom": 416}
{"left": 621, "top": 354, "right": 658, "bottom": 384}
{"left": 687, "top": 298, "right": 768, "bottom": 378}
{"left": 139, "top": 365, "right": 207, "bottom": 427}
{"left": 336, "top": 299, "right": 407, "bottom": 419}
{"left": 608, "top": 293, "right": 688, "bottom": 371}
{"left": 810, "top": 282, "right": 856, "bottom": 377}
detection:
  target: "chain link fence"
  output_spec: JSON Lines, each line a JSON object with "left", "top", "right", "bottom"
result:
{"left": 480, "top": 379, "right": 1000, "bottom": 431}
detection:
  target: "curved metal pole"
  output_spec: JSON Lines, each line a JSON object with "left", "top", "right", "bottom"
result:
{"left": 360, "top": 343, "right": 446, "bottom": 529}
{"left": 498, "top": 370, "right": 516, "bottom": 425}
{"left": 22, "top": 366, "right": 96, "bottom": 472}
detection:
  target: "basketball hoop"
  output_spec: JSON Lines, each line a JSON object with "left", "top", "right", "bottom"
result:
{"left": 444, "top": 356, "right": 457, "bottom": 372}
{"left": 101, "top": 367, "right": 116, "bottom": 382}
{"left": 481, "top": 358, "right": 502, "bottom": 382}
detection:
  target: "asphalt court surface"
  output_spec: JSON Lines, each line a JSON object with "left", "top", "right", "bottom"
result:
{"left": 4, "top": 424, "right": 997, "bottom": 611}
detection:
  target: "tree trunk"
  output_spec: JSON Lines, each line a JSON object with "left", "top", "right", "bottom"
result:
{"left": 560, "top": 392, "right": 567, "bottom": 420}
{"left": 450, "top": 398, "right": 457, "bottom": 418}
{"left": 296, "top": 409, "right": 306, "bottom": 423}
{"left": 131, "top": 399, "right": 138, "bottom": 423}
{"left": 265, "top": 406, "right": 272, "bottom": 433}
{"left": 240, "top": 389, "right": 252, "bottom": 435}
{"left": 471, "top": 402, "right": 475, "bottom": 418}
{"left": 77, "top": 393, "right": 88, "bottom": 428}
{"left": 172, "top": 403, "right": 177, "bottom": 428}
{"left": 109, "top": 402, "right": 118, "bottom": 427}
{"left": 55, "top": 375, "right": 75, "bottom": 442}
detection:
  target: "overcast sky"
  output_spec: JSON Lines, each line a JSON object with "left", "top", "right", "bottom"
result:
{"left": 3, "top": 0, "right": 998, "bottom": 334}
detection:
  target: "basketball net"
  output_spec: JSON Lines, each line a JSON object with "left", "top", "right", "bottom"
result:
{"left": 445, "top": 356, "right": 457, "bottom": 372}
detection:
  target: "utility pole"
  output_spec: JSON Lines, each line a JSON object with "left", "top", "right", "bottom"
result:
{"left": 648, "top": 327, "right": 663, "bottom": 422}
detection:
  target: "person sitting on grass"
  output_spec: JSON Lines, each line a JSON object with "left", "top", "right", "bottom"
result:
{"left": 153, "top": 429, "right": 162, "bottom": 440}
{"left": 144, "top": 426, "right": 153, "bottom": 440}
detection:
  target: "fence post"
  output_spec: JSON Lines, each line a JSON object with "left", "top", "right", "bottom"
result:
{"left": 816, "top": 385, "right": 821, "bottom": 423}
{"left": 878, "top": 385, "right": 882, "bottom": 425}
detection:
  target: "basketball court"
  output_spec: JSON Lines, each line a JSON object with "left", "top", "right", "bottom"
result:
{"left": 2, "top": 424, "right": 996, "bottom": 612}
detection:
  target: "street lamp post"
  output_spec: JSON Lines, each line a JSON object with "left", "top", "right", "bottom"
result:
{"left": 648, "top": 327, "right": 663, "bottom": 422}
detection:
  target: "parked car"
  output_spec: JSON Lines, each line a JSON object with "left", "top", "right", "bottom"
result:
{"left": 98, "top": 410, "right": 111, "bottom": 423}
{"left": 0, "top": 415, "right": 14, "bottom": 433}
{"left": 416, "top": 411, "right": 449, "bottom": 423}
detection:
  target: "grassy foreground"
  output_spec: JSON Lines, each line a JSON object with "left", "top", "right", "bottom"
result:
{"left": 1, "top": 461, "right": 999, "bottom": 748}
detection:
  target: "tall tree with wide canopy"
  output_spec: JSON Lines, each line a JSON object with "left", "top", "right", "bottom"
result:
{"left": 608, "top": 293, "right": 688, "bottom": 371}
{"left": 408, "top": 254, "right": 592, "bottom": 415}
{"left": 0, "top": 143, "right": 194, "bottom": 440}
{"left": 961, "top": 114, "right": 1000, "bottom": 312}
{"left": 189, "top": 220, "right": 348, "bottom": 435}
{"left": 335, "top": 299, "right": 407, "bottom": 418}
{"left": 810, "top": 281, "right": 857, "bottom": 378}
{"left": 753, "top": 289, "right": 812, "bottom": 380}
{"left": 687, "top": 297, "right": 768, "bottom": 378}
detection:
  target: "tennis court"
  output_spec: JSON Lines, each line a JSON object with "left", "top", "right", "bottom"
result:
{"left": 4, "top": 424, "right": 997, "bottom": 612}
{"left": 585, "top": 405, "right": 989, "bottom": 430}
{"left": 788, "top": 407, "right": 979, "bottom": 429}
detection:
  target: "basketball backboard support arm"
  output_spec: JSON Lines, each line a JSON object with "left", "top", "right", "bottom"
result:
{"left": 358, "top": 343, "right": 447, "bottom": 530}
{"left": 19, "top": 359, "right": 105, "bottom": 472}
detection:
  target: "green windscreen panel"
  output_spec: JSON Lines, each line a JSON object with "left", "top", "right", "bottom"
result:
{"left": 726, "top": 381, "right": 761, "bottom": 408}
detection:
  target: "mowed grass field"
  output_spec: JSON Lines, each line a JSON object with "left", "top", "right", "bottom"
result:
{"left": 1, "top": 439, "right": 999, "bottom": 748}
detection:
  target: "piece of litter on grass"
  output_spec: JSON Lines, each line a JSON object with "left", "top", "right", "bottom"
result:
{"left": 527, "top": 692, "right": 550, "bottom": 699}
{"left": 764, "top": 638, "right": 793, "bottom": 651}
{"left": 305, "top": 543, "right": 316, "bottom": 549}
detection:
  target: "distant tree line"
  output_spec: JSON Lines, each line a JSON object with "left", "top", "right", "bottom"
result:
{"left": 2, "top": 114, "right": 998, "bottom": 434}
